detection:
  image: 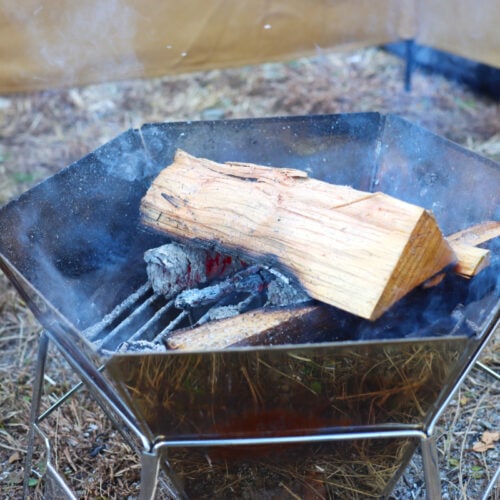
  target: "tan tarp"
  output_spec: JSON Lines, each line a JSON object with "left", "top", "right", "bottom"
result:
{"left": 0, "top": 0, "right": 498, "bottom": 93}
{"left": 417, "top": 0, "right": 500, "bottom": 69}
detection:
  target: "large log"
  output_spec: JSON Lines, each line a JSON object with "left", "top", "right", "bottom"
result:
{"left": 141, "top": 150, "right": 456, "bottom": 320}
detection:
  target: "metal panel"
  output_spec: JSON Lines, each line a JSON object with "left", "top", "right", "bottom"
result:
{"left": 139, "top": 113, "right": 381, "bottom": 188}
{"left": 107, "top": 337, "right": 469, "bottom": 438}
{"left": 375, "top": 115, "right": 500, "bottom": 234}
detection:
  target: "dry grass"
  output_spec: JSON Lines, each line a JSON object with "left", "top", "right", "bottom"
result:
{"left": 105, "top": 339, "right": 467, "bottom": 498}
{"left": 160, "top": 437, "right": 417, "bottom": 499}
{"left": 109, "top": 340, "right": 466, "bottom": 434}
{"left": 0, "top": 47, "right": 499, "bottom": 498}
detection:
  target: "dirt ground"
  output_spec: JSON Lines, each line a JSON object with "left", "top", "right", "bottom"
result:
{"left": 0, "top": 47, "right": 499, "bottom": 498}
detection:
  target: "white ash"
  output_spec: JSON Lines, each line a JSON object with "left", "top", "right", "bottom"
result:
{"left": 198, "top": 305, "right": 241, "bottom": 323}
{"left": 174, "top": 265, "right": 264, "bottom": 309}
{"left": 115, "top": 340, "right": 167, "bottom": 353}
{"left": 174, "top": 280, "right": 234, "bottom": 309}
{"left": 194, "top": 292, "right": 263, "bottom": 326}
{"left": 265, "top": 275, "right": 309, "bottom": 307}
{"left": 144, "top": 243, "right": 208, "bottom": 298}
{"left": 145, "top": 242, "right": 245, "bottom": 298}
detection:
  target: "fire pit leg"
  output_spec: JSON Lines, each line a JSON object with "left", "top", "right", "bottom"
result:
{"left": 421, "top": 434, "right": 442, "bottom": 500}
{"left": 139, "top": 450, "right": 161, "bottom": 500}
{"left": 22, "top": 330, "right": 49, "bottom": 499}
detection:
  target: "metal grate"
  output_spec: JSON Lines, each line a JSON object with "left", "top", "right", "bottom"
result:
{"left": 83, "top": 283, "right": 189, "bottom": 352}
{"left": 82, "top": 264, "right": 283, "bottom": 353}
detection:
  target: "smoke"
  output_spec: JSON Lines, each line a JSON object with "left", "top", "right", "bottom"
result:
{"left": 1, "top": 0, "right": 142, "bottom": 86}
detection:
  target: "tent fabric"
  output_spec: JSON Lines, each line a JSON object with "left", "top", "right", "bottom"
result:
{"left": 416, "top": 0, "right": 500, "bottom": 70}
{"left": 0, "top": 0, "right": 498, "bottom": 93}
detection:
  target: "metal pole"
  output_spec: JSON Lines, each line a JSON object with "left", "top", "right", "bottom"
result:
{"left": 481, "top": 465, "right": 499, "bottom": 500}
{"left": 475, "top": 360, "right": 500, "bottom": 381}
{"left": 22, "top": 330, "right": 49, "bottom": 499}
{"left": 34, "top": 424, "right": 77, "bottom": 499}
{"left": 421, "top": 434, "right": 442, "bottom": 500}
{"left": 151, "top": 427, "right": 427, "bottom": 449}
{"left": 404, "top": 39, "right": 415, "bottom": 92}
{"left": 38, "top": 366, "right": 105, "bottom": 422}
{"left": 138, "top": 450, "right": 161, "bottom": 500}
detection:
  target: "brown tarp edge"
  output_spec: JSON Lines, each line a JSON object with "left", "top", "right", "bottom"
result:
{"left": 0, "top": 0, "right": 498, "bottom": 93}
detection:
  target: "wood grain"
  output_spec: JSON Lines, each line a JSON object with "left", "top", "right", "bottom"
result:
{"left": 167, "top": 304, "right": 332, "bottom": 350}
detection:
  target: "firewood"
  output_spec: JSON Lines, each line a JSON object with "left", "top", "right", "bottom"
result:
{"left": 448, "top": 242, "right": 490, "bottom": 278}
{"left": 166, "top": 304, "right": 332, "bottom": 350}
{"left": 447, "top": 221, "right": 500, "bottom": 246}
{"left": 141, "top": 150, "right": 456, "bottom": 320}
{"left": 446, "top": 221, "right": 499, "bottom": 278}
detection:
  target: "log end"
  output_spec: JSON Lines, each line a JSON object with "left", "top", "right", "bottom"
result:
{"left": 449, "top": 242, "right": 490, "bottom": 278}
{"left": 370, "top": 210, "right": 457, "bottom": 320}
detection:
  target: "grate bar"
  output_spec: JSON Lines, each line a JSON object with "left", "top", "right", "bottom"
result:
{"left": 154, "top": 310, "right": 190, "bottom": 343}
{"left": 127, "top": 298, "right": 176, "bottom": 343}
{"left": 96, "top": 290, "right": 162, "bottom": 350}
{"left": 84, "top": 282, "right": 151, "bottom": 341}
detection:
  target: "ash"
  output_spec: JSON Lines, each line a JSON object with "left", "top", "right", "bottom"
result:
{"left": 144, "top": 242, "right": 246, "bottom": 298}
{"left": 116, "top": 340, "right": 167, "bottom": 354}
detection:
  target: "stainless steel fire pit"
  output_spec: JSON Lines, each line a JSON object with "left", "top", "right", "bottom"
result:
{"left": 0, "top": 113, "right": 498, "bottom": 499}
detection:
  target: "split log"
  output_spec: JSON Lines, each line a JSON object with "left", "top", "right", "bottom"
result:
{"left": 167, "top": 304, "right": 332, "bottom": 351}
{"left": 447, "top": 243, "right": 490, "bottom": 278}
{"left": 141, "top": 150, "right": 456, "bottom": 320}
{"left": 447, "top": 221, "right": 500, "bottom": 278}
{"left": 447, "top": 221, "right": 500, "bottom": 246}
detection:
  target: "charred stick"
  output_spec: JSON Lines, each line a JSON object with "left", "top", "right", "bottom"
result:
{"left": 174, "top": 264, "right": 265, "bottom": 309}
{"left": 192, "top": 291, "right": 263, "bottom": 327}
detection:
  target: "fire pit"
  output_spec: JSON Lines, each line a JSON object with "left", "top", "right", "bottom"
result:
{"left": 0, "top": 113, "right": 498, "bottom": 498}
